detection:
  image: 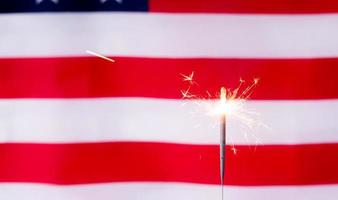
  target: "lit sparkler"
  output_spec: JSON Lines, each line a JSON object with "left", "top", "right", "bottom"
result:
{"left": 180, "top": 72, "right": 260, "bottom": 200}
{"left": 219, "top": 87, "right": 227, "bottom": 200}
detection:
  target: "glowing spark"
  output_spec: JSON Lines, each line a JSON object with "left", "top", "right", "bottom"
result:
{"left": 86, "top": 50, "right": 115, "bottom": 63}
{"left": 180, "top": 72, "right": 197, "bottom": 85}
{"left": 231, "top": 78, "right": 244, "bottom": 98}
{"left": 239, "top": 78, "right": 259, "bottom": 99}
{"left": 180, "top": 87, "right": 196, "bottom": 99}
{"left": 231, "top": 146, "right": 238, "bottom": 155}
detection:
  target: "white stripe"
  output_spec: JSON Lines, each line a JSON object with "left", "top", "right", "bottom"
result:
{"left": 1, "top": 13, "right": 338, "bottom": 58}
{"left": 0, "top": 98, "right": 336, "bottom": 144}
{"left": 0, "top": 183, "right": 337, "bottom": 200}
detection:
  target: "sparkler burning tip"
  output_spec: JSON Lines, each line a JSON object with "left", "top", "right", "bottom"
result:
{"left": 85, "top": 50, "right": 115, "bottom": 63}
{"left": 220, "top": 87, "right": 227, "bottom": 103}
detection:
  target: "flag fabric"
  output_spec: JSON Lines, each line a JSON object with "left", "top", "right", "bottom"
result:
{"left": 0, "top": 0, "right": 338, "bottom": 199}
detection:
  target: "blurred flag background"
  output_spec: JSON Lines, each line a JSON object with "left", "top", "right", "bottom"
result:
{"left": 0, "top": 0, "right": 338, "bottom": 199}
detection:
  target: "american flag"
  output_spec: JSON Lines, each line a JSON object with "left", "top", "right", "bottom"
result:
{"left": 0, "top": 0, "right": 338, "bottom": 200}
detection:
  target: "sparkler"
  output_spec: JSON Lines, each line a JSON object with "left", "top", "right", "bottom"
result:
{"left": 180, "top": 72, "right": 260, "bottom": 200}
{"left": 219, "top": 87, "right": 227, "bottom": 200}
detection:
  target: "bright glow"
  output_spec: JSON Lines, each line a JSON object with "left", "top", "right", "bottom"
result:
{"left": 213, "top": 87, "right": 237, "bottom": 116}
{"left": 211, "top": 98, "right": 241, "bottom": 116}
{"left": 209, "top": 87, "right": 246, "bottom": 117}
{"left": 220, "top": 87, "right": 226, "bottom": 102}
{"left": 180, "top": 72, "right": 261, "bottom": 130}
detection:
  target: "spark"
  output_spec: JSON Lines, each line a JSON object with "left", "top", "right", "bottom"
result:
{"left": 180, "top": 87, "right": 196, "bottom": 99}
{"left": 86, "top": 50, "right": 115, "bottom": 63}
{"left": 180, "top": 71, "right": 197, "bottom": 85}
{"left": 206, "top": 91, "right": 212, "bottom": 98}
{"left": 239, "top": 78, "right": 259, "bottom": 99}
{"left": 231, "top": 78, "right": 244, "bottom": 99}
{"left": 231, "top": 146, "right": 238, "bottom": 155}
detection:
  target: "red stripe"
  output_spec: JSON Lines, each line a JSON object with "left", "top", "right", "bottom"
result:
{"left": 0, "top": 57, "right": 337, "bottom": 99}
{"left": 0, "top": 142, "right": 337, "bottom": 185}
{"left": 150, "top": 0, "right": 338, "bottom": 14}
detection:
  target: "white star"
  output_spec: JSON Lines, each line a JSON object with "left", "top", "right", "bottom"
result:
{"left": 100, "top": 0, "right": 123, "bottom": 4}
{"left": 36, "top": 0, "right": 59, "bottom": 4}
